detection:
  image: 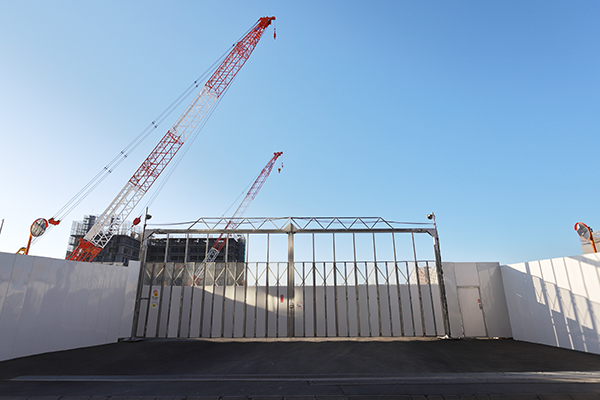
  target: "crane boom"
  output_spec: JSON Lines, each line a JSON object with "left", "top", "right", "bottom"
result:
{"left": 204, "top": 151, "right": 282, "bottom": 263}
{"left": 67, "top": 16, "right": 275, "bottom": 262}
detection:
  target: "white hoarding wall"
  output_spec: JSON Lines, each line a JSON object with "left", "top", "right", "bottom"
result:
{"left": 502, "top": 254, "right": 600, "bottom": 355}
{"left": 442, "top": 262, "right": 512, "bottom": 339}
{"left": 0, "top": 252, "right": 140, "bottom": 361}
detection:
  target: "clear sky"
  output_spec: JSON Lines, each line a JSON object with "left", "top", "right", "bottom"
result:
{"left": 1, "top": 1, "right": 599, "bottom": 265}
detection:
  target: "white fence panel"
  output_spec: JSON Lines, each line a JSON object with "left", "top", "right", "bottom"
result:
{"left": 502, "top": 254, "right": 600, "bottom": 355}
{"left": 0, "top": 252, "right": 140, "bottom": 361}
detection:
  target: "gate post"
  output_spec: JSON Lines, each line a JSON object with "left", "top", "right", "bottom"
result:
{"left": 285, "top": 222, "right": 295, "bottom": 337}
{"left": 431, "top": 224, "right": 452, "bottom": 338}
{"left": 130, "top": 222, "right": 151, "bottom": 339}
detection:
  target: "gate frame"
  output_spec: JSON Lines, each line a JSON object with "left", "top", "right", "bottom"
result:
{"left": 130, "top": 217, "right": 451, "bottom": 339}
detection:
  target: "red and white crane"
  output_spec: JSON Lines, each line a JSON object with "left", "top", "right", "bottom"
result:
{"left": 67, "top": 16, "right": 275, "bottom": 262}
{"left": 202, "top": 151, "right": 282, "bottom": 263}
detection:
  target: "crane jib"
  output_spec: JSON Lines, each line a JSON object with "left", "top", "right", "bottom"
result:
{"left": 66, "top": 17, "right": 275, "bottom": 262}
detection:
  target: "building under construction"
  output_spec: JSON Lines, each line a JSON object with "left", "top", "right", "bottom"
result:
{"left": 66, "top": 215, "right": 141, "bottom": 265}
{"left": 145, "top": 236, "right": 245, "bottom": 263}
{"left": 67, "top": 215, "right": 245, "bottom": 265}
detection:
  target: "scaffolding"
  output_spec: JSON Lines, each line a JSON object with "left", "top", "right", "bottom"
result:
{"left": 66, "top": 215, "right": 141, "bottom": 262}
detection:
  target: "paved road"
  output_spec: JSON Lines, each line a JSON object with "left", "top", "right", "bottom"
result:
{"left": 1, "top": 338, "right": 600, "bottom": 398}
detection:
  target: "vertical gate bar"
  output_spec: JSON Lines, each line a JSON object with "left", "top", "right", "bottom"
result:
{"left": 431, "top": 225, "right": 451, "bottom": 337}
{"left": 385, "top": 260, "right": 394, "bottom": 337}
{"left": 312, "top": 233, "right": 317, "bottom": 337}
{"left": 177, "top": 234, "right": 190, "bottom": 338}
{"left": 391, "top": 233, "right": 405, "bottom": 336}
{"left": 364, "top": 261, "right": 372, "bottom": 337}
{"left": 155, "top": 234, "right": 169, "bottom": 338}
{"left": 233, "top": 263, "right": 244, "bottom": 338}
{"left": 372, "top": 233, "right": 382, "bottom": 336}
{"left": 208, "top": 237, "right": 219, "bottom": 338}
{"left": 332, "top": 233, "right": 339, "bottom": 337}
{"left": 302, "top": 262, "right": 306, "bottom": 337}
{"left": 323, "top": 261, "right": 328, "bottom": 337}
{"left": 405, "top": 260, "right": 416, "bottom": 336}
{"left": 187, "top": 236, "right": 196, "bottom": 337}
{"left": 344, "top": 261, "right": 350, "bottom": 337}
{"left": 131, "top": 227, "right": 149, "bottom": 338}
{"left": 221, "top": 237, "right": 229, "bottom": 338}
{"left": 199, "top": 233, "right": 210, "bottom": 337}
{"left": 353, "top": 233, "right": 361, "bottom": 337}
{"left": 276, "top": 262, "right": 280, "bottom": 337}
{"left": 287, "top": 228, "right": 295, "bottom": 337}
{"left": 208, "top": 261, "right": 217, "bottom": 338}
{"left": 142, "top": 261, "right": 157, "bottom": 337}
{"left": 425, "top": 260, "right": 438, "bottom": 336}
{"left": 412, "top": 233, "right": 426, "bottom": 336}
{"left": 265, "top": 233, "right": 270, "bottom": 338}
{"left": 196, "top": 260, "right": 206, "bottom": 337}
{"left": 243, "top": 233, "right": 250, "bottom": 338}
{"left": 166, "top": 259, "right": 178, "bottom": 338}
{"left": 254, "top": 261, "right": 259, "bottom": 338}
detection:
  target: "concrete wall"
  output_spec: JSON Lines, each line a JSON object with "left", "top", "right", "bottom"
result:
{"left": 0, "top": 252, "right": 140, "bottom": 361}
{"left": 443, "top": 262, "right": 512, "bottom": 339}
{"left": 502, "top": 253, "right": 600, "bottom": 355}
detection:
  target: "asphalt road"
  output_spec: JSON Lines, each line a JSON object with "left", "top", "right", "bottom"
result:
{"left": 1, "top": 337, "right": 600, "bottom": 398}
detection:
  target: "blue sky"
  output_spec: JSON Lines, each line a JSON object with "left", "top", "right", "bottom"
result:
{"left": 1, "top": 1, "right": 599, "bottom": 264}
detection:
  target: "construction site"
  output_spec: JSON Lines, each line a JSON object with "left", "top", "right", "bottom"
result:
{"left": 1, "top": 14, "right": 600, "bottom": 400}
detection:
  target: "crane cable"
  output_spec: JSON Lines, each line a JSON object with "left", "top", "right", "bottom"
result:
{"left": 56, "top": 21, "right": 261, "bottom": 225}
{"left": 138, "top": 59, "right": 247, "bottom": 219}
{"left": 138, "top": 91, "right": 225, "bottom": 214}
{"left": 31, "top": 40, "right": 245, "bottom": 247}
{"left": 34, "top": 19, "right": 272, "bottom": 248}
{"left": 51, "top": 50, "right": 231, "bottom": 223}
{"left": 187, "top": 170, "right": 256, "bottom": 230}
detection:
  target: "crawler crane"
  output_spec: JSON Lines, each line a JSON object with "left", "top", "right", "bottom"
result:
{"left": 67, "top": 16, "right": 275, "bottom": 262}
{"left": 202, "top": 151, "right": 282, "bottom": 264}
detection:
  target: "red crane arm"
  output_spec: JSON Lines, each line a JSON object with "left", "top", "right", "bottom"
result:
{"left": 207, "top": 17, "right": 275, "bottom": 97}
{"left": 205, "top": 151, "right": 283, "bottom": 261}
{"left": 67, "top": 17, "right": 275, "bottom": 262}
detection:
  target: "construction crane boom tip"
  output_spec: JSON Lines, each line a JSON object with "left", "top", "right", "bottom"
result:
{"left": 66, "top": 17, "right": 275, "bottom": 262}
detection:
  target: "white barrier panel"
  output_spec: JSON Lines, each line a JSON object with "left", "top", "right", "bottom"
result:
{"left": 0, "top": 252, "right": 139, "bottom": 361}
{"left": 502, "top": 254, "right": 600, "bottom": 354}
{"left": 442, "top": 262, "right": 512, "bottom": 339}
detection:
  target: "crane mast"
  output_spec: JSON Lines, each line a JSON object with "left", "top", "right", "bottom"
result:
{"left": 204, "top": 151, "right": 282, "bottom": 263}
{"left": 67, "top": 16, "right": 275, "bottom": 262}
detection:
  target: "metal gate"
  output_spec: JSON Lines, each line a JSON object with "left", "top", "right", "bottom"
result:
{"left": 131, "top": 217, "right": 451, "bottom": 338}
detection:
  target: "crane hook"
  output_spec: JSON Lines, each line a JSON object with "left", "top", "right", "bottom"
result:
{"left": 273, "top": 27, "right": 276, "bottom": 40}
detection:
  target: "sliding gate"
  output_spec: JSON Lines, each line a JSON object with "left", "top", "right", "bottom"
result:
{"left": 132, "top": 217, "right": 451, "bottom": 338}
